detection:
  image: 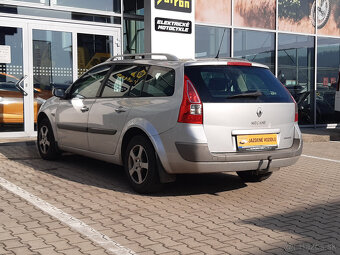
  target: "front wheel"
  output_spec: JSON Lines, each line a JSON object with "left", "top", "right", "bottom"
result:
{"left": 124, "top": 136, "right": 161, "bottom": 193}
{"left": 237, "top": 170, "right": 272, "bottom": 182}
{"left": 37, "top": 118, "right": 60, "bottom": 160}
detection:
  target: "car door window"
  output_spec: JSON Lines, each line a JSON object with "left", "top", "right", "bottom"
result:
{"left": 70, "top": 64, "right": 112, "bottom": 98}
{"left": 142, "top": 66, "right": 175, "bottom": 97}
{"left": 101, "top": 65, "right": 148, "bottom": 98}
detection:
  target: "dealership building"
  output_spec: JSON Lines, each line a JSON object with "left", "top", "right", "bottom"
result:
{"left": 0, "top": 0, "right": 339, "bottom": 138}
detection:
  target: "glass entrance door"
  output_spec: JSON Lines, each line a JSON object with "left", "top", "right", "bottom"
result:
{"left": 32, "top": 29, "right": 73, "bottom": 131}
{"left": 0, "top": 25, "right": 28, "bottom": 134}
{"left": 29, "top": 23, "right": 118, "bottom": 134}
{"left": 0, "top": 18, "right": 120, "bottom": 137}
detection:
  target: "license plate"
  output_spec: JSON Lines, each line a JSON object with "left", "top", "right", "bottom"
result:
{"left": 237, "top": 134, "right": 278, "bottom": 151}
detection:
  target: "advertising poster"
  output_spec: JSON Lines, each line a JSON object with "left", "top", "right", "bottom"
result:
{"left": 234, "top": 0, "right": 276, "bottom": 30}
{"left": 317, "top": 0, "right": 340, "bottom": 36}
{"left": 195, "top": 0, "right": 231, "bottom": 26}
{"left": 278, "top": 0, "right": 315, "bottom": 34}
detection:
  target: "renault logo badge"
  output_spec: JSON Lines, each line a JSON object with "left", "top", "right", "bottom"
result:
{"left": 257, "top": 107, "right": 263, "bottom": 118}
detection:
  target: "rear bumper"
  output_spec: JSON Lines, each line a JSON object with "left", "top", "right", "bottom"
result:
{"left": 162, "top": 139, "right": 302, "bottom": 174}
{"left": 175, "top": 138, "right": 302, "bottom": 162}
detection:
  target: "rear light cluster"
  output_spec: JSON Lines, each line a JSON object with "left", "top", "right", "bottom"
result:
{"left": 287, "top": 88, "right": 298, "bottom": 122}
{"left": 294, "top": 100, "right": 299, "bottom": 123}
{"left": 178, "top": 75, "right": 203, "bottom": 124}
{"left": 337, "top": 70, "right": 340, "bottom": 92}
{"left": 282, "top": 83, "right": 298, "bottom": 123}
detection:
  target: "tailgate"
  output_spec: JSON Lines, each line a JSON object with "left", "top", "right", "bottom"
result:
{"left": 203, "top": 102, "right": 295, "bottom": 152}
{"left": 185, "top": 64, "right": 296, "bottom": 153}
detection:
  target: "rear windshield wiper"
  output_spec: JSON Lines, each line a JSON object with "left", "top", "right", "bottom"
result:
{"left": 227, "top": 91, "right": 263, "bottom": 99}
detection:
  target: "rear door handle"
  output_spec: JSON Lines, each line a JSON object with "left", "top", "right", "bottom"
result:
{"left": 115, "top": 107, "right": 126, "bottom": 113}
{"left": 81, "top": 106, "right": 89, "bottom": 112}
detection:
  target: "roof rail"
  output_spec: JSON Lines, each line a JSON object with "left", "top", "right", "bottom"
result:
{"left": 108, "top": 53, "right": 179, "bottom": 62}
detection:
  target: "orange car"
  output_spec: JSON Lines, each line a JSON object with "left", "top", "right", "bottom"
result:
{"left": 0, "top": 73, "right": 46, "bottom": 125}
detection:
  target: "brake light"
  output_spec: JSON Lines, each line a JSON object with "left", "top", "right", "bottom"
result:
{"left": 294, "top": 101, "right": 298, "bottom": 122}
{"left": 227, "top": 62, "right": 252, "bottom": 66}
{"left": 281, "top": 83, "right": 298, "bottom": 123}
{"left": 289, "top": 94, "right": 299, "bottom": 123}
{"left": 178, "top": 75, "right": 203, "bottom": 124}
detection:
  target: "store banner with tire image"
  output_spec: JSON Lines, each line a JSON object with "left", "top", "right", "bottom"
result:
{"left": 310, "top": 0, "right": 331, "bottom": 29}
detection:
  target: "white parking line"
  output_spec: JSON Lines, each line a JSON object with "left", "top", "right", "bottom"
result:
{"left": 302, "top": 154, "right": 340, "bottom": 164}
{"left": 0, "top": 176, "right": 136, "bottom": 255}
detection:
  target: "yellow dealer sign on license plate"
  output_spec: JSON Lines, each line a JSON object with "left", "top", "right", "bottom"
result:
{"left": 237, "top": 134, "right": 278, "bottom": 150}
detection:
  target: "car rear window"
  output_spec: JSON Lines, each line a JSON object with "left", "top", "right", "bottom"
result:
{"left": 185, "top": 65, "right": 293, "bottom": 103}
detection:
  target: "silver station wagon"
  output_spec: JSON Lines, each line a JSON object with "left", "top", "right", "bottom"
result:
{"left": 37, "top": 53, "right": 302, "bottom": 193}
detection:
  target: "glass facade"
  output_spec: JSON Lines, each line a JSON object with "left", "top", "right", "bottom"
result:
{"left": 195, "top": 0, "right": 340, "bottom": 126}
{"left": 55, "top": 0, "right": 121, "bottom": 13}
{"left": 0, "top": 27, "right": 24, "bottom": 132}
{"left": 234, "top": 29, "right": 275, "bottom": 74}
{"left": 123, "top": 0, "right": 144, "bottom": 54}
{"left": 278, "top": 34, "right": 315, "bottom": 125}
{"left": 195, "top": 26, "right": 230, "bottom": 58}
{"left": 77, "top": 33, "right": 113, "bottom": 76}
{"left": 317, "top": 37, "right": 340, "bottom": 124}
{"left": 12, "top": 0, "right": 49, "bottom": 5}
{"left": 32, "top": 30, "right": 73, "bottom": 130}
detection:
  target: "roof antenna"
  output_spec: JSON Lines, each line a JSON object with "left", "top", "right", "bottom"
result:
{"left": 215, "top": 28, "right": 227, "bottom": 59}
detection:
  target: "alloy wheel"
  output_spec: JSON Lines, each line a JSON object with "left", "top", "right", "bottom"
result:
{"left": 128, "top": 145, "right": 149, "bottom": 184}
{"left": 39, "top": 125, "right": 50, "bottom": 154}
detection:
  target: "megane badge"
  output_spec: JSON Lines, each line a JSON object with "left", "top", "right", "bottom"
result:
{"left": 257, "top": 107, "right": 263, "bottom": 118}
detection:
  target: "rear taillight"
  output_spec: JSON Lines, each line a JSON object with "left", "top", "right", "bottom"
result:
{"left": 281, "top": 82, "right": 298, "bottom": 123}
{"left": 178, "top": 75, "right": 203, "bottom": 124}
{"left": 289, "top": 94, "right": 298, "bottom": 123}
{"left": 294, "top": 101, "right": 298, "bottom": 122}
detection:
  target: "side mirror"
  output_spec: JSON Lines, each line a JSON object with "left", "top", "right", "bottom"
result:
{"left": 53, "top": 88, "right": 67, "bottom": 99}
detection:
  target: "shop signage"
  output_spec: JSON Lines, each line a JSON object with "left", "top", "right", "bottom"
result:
{"left": 155, "top": 0, "right": 192, "bottom": 13}
{"left": 155, "top": 17, "right": 192, "bottom": 34}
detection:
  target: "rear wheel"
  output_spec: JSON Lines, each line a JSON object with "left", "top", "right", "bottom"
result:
{"left": 237, "top": 170, "right": 272, "bottom": 182}
{"left": 37, "top": 118, "right": 60, "bottom": 160}
{"left": 124, "top": 136, "right": 161, "bottom": 193}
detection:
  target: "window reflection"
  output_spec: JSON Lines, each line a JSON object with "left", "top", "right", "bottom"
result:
{"left": 77, "top": 34, "right": 113, "bottom": 76}
{"left": 33, "top": 30, "right": 73, "bottom": 131}
{"left": 233, "top": 29, "right": 275, "bottom": 74}
{"left": 124, "top": 19, "right": 144, "bottom": 54}
{"left": 278, "top": 34, "right": 315, "bottom": 125}
{"left": 317, "top": 37, "right": 340, "bottom": 124}
{"left": 195, "top": 25, "right": 230, "bottom": 58}
{"left": 0, "top": 27, "right": 24, "bottom": 132}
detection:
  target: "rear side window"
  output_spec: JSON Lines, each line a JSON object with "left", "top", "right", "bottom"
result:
{"left": 142, "top": 66, "right": 175, "bottom": 97}
{"left": 101, "top": 65, "right": 146, "bottom": 98}
{"left": 185, "top": 66, "right": 293, "bottom": 103}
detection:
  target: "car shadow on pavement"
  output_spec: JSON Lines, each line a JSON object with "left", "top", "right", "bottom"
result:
{"left": 240, "top": 200, "right": 340, "bottom": 254}
{"left": 0, "top": 142, "right": 247, "bottom": 196}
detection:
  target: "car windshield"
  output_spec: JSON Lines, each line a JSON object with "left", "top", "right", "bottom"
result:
{"left": 185, "top": 65, "right": 293, "bottom": 103}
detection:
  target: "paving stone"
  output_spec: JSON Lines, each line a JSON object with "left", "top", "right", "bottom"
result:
{"left": 0, "top": 141, "right": 340, "bottom": 255}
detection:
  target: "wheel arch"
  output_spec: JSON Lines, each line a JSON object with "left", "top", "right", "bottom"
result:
{"left": 120, "top": 124, "right": 172, "bottom": 174}
{"left": 37, "top": 111, "right": 59, "bottom": 142}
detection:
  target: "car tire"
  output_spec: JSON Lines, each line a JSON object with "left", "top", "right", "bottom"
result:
{"left": 237, "top": 170, "right": 272, "bottom": 182}
{"left": 124, "top": 135, "right": 161, "bottom": 193}
{"left": 37, "top": 118, "right": 60, "bottom": 160}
